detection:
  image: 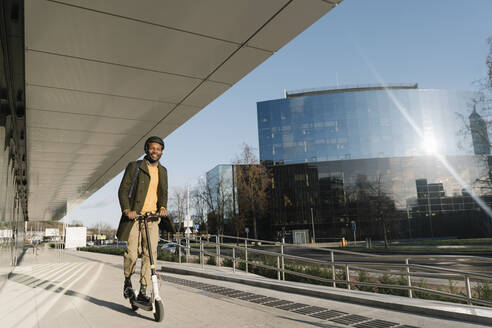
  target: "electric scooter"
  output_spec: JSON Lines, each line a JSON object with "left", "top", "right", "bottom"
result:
{"left": 126, "top": 213, "right": 164, "bottom": 322}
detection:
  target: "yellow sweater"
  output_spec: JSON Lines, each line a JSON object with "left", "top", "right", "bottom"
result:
{"left": 140, "top": 165, "right": 159, "bottom": 214}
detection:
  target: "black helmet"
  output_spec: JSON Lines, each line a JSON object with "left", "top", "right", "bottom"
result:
{"left": 144, "top": 136, "right": 164, "bottom": 152}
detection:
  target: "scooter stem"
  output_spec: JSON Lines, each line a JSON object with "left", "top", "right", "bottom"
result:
{"left": 143, "top": 217, "right": 162, "bottom": 312}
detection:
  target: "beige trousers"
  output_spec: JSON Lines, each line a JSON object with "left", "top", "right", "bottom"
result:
{"left": 123, "top": 220, "right": 159, "bottom": 286}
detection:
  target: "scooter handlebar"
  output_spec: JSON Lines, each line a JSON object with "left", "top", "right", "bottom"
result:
{"left": 134, "top": 213, "right": 165, "bottom": 221}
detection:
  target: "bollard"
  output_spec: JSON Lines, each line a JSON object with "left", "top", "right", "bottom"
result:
{"left": 232, "top": 247, "right": 236, "bottom": 273}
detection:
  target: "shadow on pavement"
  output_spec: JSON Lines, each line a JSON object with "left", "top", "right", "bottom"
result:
{"left": 8, "top": 271, "right": 153, "bottom": 321}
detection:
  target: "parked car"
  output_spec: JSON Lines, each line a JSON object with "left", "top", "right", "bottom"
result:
{"left": 160, "top": 242, "right": 177, "bottom": 253}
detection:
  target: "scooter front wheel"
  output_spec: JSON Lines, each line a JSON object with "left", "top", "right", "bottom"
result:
{"left": 154, "top": 299, "right": 164, "bottom": 322}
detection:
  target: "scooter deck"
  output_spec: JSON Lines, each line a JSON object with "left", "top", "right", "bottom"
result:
{"left": 130, "top": 298, "right": 153, "bottom": 311}
{"left": 125, "top": 287, "right": 153, "bottom": 312}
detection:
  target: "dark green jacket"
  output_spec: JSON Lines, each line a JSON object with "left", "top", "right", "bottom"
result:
{"left": 116, "top": 160, "right": 170, "bottom": 241}
{"left": 118, "top": 160, "right": 168, "bottom": 213}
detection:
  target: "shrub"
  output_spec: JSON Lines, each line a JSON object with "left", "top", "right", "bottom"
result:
{"left": 157, "top": 251, "right": 180, "bottom": 262}
{"left": 357, "top": 270, "right": 377, "bottom": 292}
{"left": 77, "top": 246, "right": 124, "bottom": 256}
{"left": 223, "top": 257, "right": 234, "bottom": 268}
{"left": 377, "top": 273, "right": 407, "bottom": 296}
{"left": 475, "top": 282, "right": 492, "bottom": 302}
{"left": 207, "top": 256, "right": 216, "bottom": 266}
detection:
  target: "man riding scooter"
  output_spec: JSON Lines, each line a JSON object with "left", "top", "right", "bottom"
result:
{"left": 116, "top": 136, "right": 172, "bottom": 309}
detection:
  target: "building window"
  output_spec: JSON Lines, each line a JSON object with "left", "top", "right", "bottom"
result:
{"left": 380, "top": 118, "right": 391, "bottom": 127}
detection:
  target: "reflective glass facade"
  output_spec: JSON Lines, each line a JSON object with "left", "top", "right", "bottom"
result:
{"left": 258, "top": 87, "right": 480, "bottom": 164}
{"left": 268, "top": 155, "right": 492, "bottom": 241}
{"left": 257, "top": 86, "right": 492, "bottom": 241}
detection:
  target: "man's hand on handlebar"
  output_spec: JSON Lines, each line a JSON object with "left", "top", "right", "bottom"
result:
{"left": 123, "top": 209, "right": 138, "bottom": 220}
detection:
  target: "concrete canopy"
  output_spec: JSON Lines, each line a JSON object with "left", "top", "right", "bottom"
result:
{"left": 25, "top": 0, "right": 342, "bottom": 220}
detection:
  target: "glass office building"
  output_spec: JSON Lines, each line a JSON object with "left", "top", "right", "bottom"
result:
{"left": 257, "top": 84, "right": 484, "bottom": 163}
{"left": 257, "top": 84, "right": 492, "bottom": 241}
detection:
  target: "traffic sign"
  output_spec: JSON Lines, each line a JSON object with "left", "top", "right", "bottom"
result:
{"left": 183, "top": 214, "right": 193, "bottom": 228}
{"left": 350, "top": 221, "right": 356, "bottom": 231}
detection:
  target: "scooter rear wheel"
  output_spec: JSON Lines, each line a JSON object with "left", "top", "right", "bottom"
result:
{"left": 154, "top": 299, "right": 164, "bottom": 322}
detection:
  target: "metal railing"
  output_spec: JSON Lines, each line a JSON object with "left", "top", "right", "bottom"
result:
{"left": 159, "top": 234, "right": 492, "bottom": 307}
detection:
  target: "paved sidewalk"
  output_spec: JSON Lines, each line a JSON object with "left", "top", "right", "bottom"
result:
{"left": 160, "top": 260, "right": 492, "bottom": 325}
{"left": 0, "top": 247, "right": 490, "bottom": 328}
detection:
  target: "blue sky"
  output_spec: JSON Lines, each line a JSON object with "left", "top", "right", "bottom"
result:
{"left": 63, "top": 0, "right": 492, "bottom": 228}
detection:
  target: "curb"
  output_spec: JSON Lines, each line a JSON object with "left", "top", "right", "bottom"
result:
{"left": 160, "top": 265, "right": 492, "bottom": 326}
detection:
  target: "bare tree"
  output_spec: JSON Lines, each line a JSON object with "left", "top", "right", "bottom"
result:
{"left": 233, "top": 143, "right": 271, "bottom": 240}
{"left": 91, "top": 222, "right": 114, "bottom": 237}
{"left": 200, "top": 172, "right": 233, "bottom": 236}
{"left": 191, "top": 179, "right": 208, "bottom": 234}
{"left": 170, "top": 186, "right": 187, "bottom": 233}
